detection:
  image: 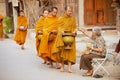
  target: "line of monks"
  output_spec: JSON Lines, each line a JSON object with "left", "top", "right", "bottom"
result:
{"left": 13, "top": 6, "right": 76, "bottom": 73}
{"left": 35, "top": 6, "right": 76, "bottom": 73}
{"left": 0, "top": 6, "right": 76, "bottom": 73}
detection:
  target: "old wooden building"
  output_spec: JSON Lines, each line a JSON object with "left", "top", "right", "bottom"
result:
{"left": 0, "top": 0, "right": 120, "bottom": 31}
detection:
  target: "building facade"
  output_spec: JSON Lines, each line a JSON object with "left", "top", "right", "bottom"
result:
{"left": 0, "top": 0, "right": 120, "bottom": 31}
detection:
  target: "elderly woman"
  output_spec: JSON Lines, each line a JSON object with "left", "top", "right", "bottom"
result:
{"left": 78, "top": 27, "right": 106, "bottom": 76}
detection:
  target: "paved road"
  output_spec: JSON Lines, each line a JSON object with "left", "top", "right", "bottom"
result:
{"left": 0, "top": 39, "right": 119, "bottom": 80}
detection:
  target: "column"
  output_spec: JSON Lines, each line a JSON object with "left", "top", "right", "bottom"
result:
{"left": 116, "top": 9, "right": 120, "bottom": 31}
{"left": 12, "top": 0, "right": 18, "bottom": 33}
{"left": 78, "top": 0, "right": 84, "bottom": 27}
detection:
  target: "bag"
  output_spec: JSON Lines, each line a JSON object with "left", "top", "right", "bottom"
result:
{"left": 93, "top": 74, "right": 103, "bottom": 78}
{"left": 19, "top": 26, "right": 27, "bottom": 31}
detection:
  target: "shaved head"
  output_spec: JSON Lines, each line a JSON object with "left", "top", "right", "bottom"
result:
{"left": 64, "top": 6, "right": 72, "bottom": 11}
{"left": 64, "top": 6, "right": 73, "bottom": 16}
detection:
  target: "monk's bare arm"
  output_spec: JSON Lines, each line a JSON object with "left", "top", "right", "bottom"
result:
{"left": 77, "top": 27, "right": 91, "bottom": 38}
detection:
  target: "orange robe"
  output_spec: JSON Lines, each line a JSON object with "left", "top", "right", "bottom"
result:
{"left": 52, "top": 14, "right": 76, "bottom": 64}
{"left": 14, "top": 16, "right": 28, "bottom": 45}
{"left": 0, "top": 14, "right": 4, "bottom": 38}
{"left": 39, "top": 15, "right": 58, "bottom": 61}
{"left": 35, "top": 16, "right": 45, "bottom": 56}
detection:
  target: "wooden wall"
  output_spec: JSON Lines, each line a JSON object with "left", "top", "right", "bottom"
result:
{"left": 84, "top": 0, "right": 116, "bottom": 26}
{"left": 0, "top": 0, "right": 6, "bottom": 16}
{"left": 52, "top": 0, "right": 79, "bottom": 26}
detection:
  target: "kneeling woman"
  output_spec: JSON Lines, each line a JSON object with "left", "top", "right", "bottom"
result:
{"left": 78, "top": 27, "right": 106, "bottom": 76}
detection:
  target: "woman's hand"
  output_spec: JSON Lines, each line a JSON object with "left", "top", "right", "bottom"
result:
{"left": 91, "top": 47, "right": 103, "bottom": 53}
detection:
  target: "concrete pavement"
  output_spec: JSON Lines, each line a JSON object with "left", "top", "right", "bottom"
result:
{"left": 0, "top": 30, "right": 120, "bottom": 80}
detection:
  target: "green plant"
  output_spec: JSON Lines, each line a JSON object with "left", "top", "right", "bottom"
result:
{"left": 3, "top": 16, "right": 11, "bottom": 34}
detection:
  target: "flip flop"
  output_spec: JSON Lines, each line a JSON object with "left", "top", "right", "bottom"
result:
{"left": 82, "top": 73, "right": 92, "bottom": 76}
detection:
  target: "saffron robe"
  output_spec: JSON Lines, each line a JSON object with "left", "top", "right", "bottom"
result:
{"left": 39, "top": 15, "right": 58, "bottom": 61}
{"left": 0, "top": 14, "right": 4, "bottom": 38}
{"left": 52, "top": 14, "right": 76, "bottom": 64}
{"left": 14, "top": 16, "right": 28, "bottom": 45}
{"left": 35, "top": 16, "right": 45, "bottom": 58}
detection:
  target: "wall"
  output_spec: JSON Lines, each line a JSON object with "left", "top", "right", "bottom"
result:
{"left": 0, "top": 0, "right": 6, "bottom": 16}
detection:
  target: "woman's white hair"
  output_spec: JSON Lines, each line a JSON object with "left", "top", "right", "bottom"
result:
{"left": 92, "top": 27, "right": 102, "bottom": 36}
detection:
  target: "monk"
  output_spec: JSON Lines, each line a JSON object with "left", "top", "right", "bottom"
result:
{"left": 0, "top": 13, "right": 4, "bottom": 40}
{"left": 52, "top": 6, "right": 76, "bottom": 73}
{"left": 39, "top": 7, "right": 60, "bottom": 68}
{"left": 35, "top": 9, "right": 49, "bottom": 64}
{"left": 14, "top": 10, "right": 28, "bottom": 49}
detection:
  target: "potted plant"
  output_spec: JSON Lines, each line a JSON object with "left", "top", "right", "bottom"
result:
{"left": 3, "top": 16, "right": 12, "bottom": 38}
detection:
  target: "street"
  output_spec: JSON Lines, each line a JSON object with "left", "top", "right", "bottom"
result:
{"left": 0, "top": 35, "right": 120, "bottom": 80}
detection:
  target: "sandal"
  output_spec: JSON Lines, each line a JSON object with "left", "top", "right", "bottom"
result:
{"left": 82, "top": 73, "right": 92, "bottom": 76}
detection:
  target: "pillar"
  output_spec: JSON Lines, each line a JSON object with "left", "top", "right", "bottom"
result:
{"left": 78, "top": 0, "right": 84, "bottom": 27}
{"left": 12, "top": 0, "right": 18, "bottom": 33}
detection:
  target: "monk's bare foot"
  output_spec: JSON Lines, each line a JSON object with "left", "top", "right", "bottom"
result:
{"left": 68, "top": 70, "right": 72, "bottom": 73}
{"left": 21, "top": 46, "right": 24, "bottom": 50}
{"left": 56, "top": 66, "right": 61, "bottom": 69}
{"left": 49, "top": 65, "right": 53, "bottom": 68}
{"left": 0, "top": 38, "right": 4, "bottom": 41}
{"left": 42, "top": 61, "right": 47, "bottom": 64}
{"left": 60, "top": 68, "right": 64, "bottom": 72}
{"left": 47, "top": 62, "right": 50, "bottom": 65}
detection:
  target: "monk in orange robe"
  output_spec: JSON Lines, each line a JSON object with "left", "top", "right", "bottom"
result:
{"left": 39, "top": 7, "right": 60, "bottom": 68}
{"left": 35, "top": 9, "right": 49, "bottom": 64}
{"left": 0, "top": 13, "right": 4, "bottom": 40}
{"left": 14, "top": 10, "right": 28, "bottom": 49}
{"left": 52, "top": 6, "right": 76, "bottom": 73}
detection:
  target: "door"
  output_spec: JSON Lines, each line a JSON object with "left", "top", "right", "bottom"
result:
{"left": 84, "top": 0, "right": 116, "bottom": 26}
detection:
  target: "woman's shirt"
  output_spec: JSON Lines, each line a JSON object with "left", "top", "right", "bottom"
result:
{"left": 91, "top": 36, "right": 106, "bottom": 56}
